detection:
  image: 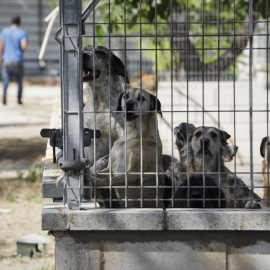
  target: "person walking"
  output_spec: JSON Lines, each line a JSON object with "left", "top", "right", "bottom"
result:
{"left": 0, "top": 14, "right": 28, "bottom": 105}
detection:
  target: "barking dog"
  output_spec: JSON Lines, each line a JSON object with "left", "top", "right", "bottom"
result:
{"left": 169, "top": 175, "right": 226, "bottom": 208}
{"left": 91, "top": 88, "right": 164, "bottom": 208}
{"left": 83, "top": 45, "right": 129, "bottom": 170}
{"left": 167, "top": 125, "right": 260, "bottom": 208}
{"left": 260, "top": 137, "right": 270, "bottom": 206}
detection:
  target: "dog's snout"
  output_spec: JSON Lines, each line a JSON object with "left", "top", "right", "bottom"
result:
{"left": 126, "top": 100, "right": 134, "bottom": 111}
{"left": 200, "top": 138, "right": 210, "bottom": 150}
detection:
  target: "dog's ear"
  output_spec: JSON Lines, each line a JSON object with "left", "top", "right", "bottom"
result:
{"left": 116, "top": 92, "right": 125, "bottom": 112}
{"left": 112, "top": 54, "right": 130, "bottom": 84}
{"left": 220, "top": 130, "right": 231, "bottom": 144}
{"left": 188, "top": 128, "right": 195, "bottom": 141}
{"left": 260, "top": 137, "right": 268, "bottom": 158}
{"left": 150, "top": 94, "right": 162, "bottom": 116}
{"left": 179, "top": 123, "right": 196, "bottom": 141}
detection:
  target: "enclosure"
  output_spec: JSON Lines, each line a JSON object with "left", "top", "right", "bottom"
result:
{"left": 41, "top": 0, "right": 270, "bottom": 269}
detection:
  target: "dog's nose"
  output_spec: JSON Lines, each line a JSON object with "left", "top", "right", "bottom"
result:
{"left": 200, "top": 138, "right": 210, "bottom": 151}
{"left": 126, "top": 100, "right": 133, "bottom": 111}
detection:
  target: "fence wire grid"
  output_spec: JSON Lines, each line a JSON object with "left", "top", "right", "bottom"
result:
{"left": 57, "top": 0, "right": 270, "bottom": 210}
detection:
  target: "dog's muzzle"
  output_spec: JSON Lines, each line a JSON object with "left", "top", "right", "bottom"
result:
{"left": 82, "top": 52, "right": 101, "bottom": 82}
{"left": 83, "top": 65, "right": 101, "bottom": 82}
{"left": 197, "top": 138, "right": 212, "bottom": 156}
{"left": 125, "top": 101, "right": 140, "bottom": 122}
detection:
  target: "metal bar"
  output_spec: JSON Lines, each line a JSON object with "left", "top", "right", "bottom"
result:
{"left": 248, "top": 0, "right": 254, "bottom": 203}
{"left": 60, "top": 0, "right": 83, "bottom": 210}
{"left": 139, "top": 0, "right": 143, "bottom": 208}
{"left": 266, "top": 0, "right": 270, "bottom": 207}
{"left": 202, "top": 0, "right": 206, "bottom": 208}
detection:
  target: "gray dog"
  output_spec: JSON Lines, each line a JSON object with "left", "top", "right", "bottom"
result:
{"left": 167, "top": 124, "right": 261, "bottom": 208}
{"left": 83, "top": 45, "right": 129, "bottom": 170}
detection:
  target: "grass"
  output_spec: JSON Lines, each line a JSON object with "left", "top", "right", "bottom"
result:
{"left": 0, "top": 168, "right": 55, "bottom": 270}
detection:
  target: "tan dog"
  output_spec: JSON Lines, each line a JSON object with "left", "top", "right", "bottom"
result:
{"left": 130, "top": 69, "right": 158, "bottom": 95}
{"left": 260, "top": 137, "right": 270, "bottom": 206}
{"left": 91, "top": 88, "right": 164, "bottom": 208}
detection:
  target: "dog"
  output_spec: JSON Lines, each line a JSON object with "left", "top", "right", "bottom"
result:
{"left": 168, "top": 175, "right": 226, "bottom": 208}
{"left": 82, "top": 45, "right": 129, "bottom": 170}
{"left": 260, "top": 137, "right": 270, "bottom": 206}
{"left": 91, "top": 88, "right": 164, "bottom": 208}
{"left": 166, "top": 123, "right": 238, "bottom": 188}
{"left": 174, "top": 123, "right": 238, "bottom": 163}
{"left": 167, "top": 125, "right": 260, "bottom": 208}
{"left": 130, "top": 69, "right": 158, "bottom": 95}
{"left": 183, "top": 126, "right": 261, "bottom": 208}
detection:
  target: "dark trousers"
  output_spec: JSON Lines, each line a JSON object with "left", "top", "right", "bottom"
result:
{"left": 2, "top": 60, "right": 24, "bottom": 101}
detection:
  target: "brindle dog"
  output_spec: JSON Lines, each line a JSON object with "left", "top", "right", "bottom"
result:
{"left": 167, "top": 125, "right": 261, "bottom": 208}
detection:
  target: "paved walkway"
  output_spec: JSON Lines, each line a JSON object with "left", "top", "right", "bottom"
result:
{"left": 0, "top": 82, "right": 60, "bottom": 178}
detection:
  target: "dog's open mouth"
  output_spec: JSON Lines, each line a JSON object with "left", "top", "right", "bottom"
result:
{"left": 83, "top": 66, "right": 101, "bottom": 82}
{"left": 126, "top": 112, "right": 139, "bottom": 122}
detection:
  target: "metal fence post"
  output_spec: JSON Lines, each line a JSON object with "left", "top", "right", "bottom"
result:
{"left": 59, "top": 0, "right": 83, "bottom": 209}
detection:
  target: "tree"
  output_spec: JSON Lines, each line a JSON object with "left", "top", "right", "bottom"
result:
{"left": 46, "top": 0, "right": 269, "bottom": 79}
{"left": 93, "top": 0, "right": 269, "bottom": 79}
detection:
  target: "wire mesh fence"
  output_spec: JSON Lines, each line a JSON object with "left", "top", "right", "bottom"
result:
{"left": 53, "top": 0, "right": 270, "bottom": 209}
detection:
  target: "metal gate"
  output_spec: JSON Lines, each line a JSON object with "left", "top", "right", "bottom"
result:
{"left": 42, "top": 0, "right": 270, "bottom": 210}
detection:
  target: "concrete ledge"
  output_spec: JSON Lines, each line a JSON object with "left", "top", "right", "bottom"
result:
{"left": 42, "top": 159, "right": 62, "bottom": 198}
{"left": 43, "top": 203, "right": 165, "bottom": 231}
{"left": 42, "top": 204, "right": 270, "bottom": 231}
{"left": 166, "top": 209, "right": 270, "bottom": 231}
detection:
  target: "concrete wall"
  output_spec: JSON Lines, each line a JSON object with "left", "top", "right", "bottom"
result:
{"left": 51, "top": 230, "right": 270, "bottom": 270}
{"left": 43, "top": 205, "right": 270, "bottom": 270}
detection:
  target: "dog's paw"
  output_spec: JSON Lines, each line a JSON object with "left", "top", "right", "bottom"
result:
{"left": 245, "top": 201, "right": 261, "bottom": 209}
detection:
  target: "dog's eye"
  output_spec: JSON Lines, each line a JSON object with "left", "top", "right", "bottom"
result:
{"left": 195, "top": 131, "right": 202, "bottom": 137}
{"left": 210, "top": 132, "right": 218, "bottom": 138}
{"left": 137, "top": 95, "right": 145, "bottom": 101}
{"left": 95, "top": 51, "right": 106, "bottom": 57}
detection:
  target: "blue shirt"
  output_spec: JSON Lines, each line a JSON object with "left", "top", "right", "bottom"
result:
{"left": 0, "top": 26, "right": 28, "bottom": 61}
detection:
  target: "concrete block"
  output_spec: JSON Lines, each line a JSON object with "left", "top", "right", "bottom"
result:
{"left": 228, "top": 241, "right": 270, "bottom": 270}
{"left": 42, "top": 204, "right": 165, "bottom": 231}
{"left": 166, "top": 209, "right": 270, "bottom": 231}
{"left": 103, "top": 241, "right": 226, "bottom": 270}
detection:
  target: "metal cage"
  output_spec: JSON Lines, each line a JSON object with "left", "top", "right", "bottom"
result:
{"left": 48, "top": 0, "right": 270, "bottom": 210}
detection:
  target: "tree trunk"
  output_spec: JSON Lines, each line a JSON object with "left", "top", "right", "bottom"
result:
{"left": 172, "top": 3, "right": 261, "bottom": 80}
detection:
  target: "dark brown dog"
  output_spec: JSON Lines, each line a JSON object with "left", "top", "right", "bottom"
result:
{"left": 169, "top": 175, "right": 226, "bottom": 208}
{"left": 260, "top": 137, "right": 270, "bottom": 206}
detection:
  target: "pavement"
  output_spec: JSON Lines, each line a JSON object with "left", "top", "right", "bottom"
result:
{"left": 0, "top": 82, "right": 60, "bottom": 178}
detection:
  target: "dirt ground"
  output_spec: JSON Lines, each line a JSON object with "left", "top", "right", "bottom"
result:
{"left": 0, "top": 82, "right": 59, "bottom": 270}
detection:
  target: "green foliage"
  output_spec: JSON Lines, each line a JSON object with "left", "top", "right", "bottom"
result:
{"left": 46, "top": 0, "right": 269, "bottom": 72}
{"left": 25, "top": 162, "right": 42, "bottom": 183}
{"left": 16, "top": 162, "right": 42, "bottom": 183}
{"left": 46, "top": 0, "right": 58, "bottom": 8}
{"left": 91, "top": 0, "right": 268, "bottom": 71}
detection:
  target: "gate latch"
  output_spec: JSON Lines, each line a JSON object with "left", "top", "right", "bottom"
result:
{"left": 40, "top": 128, "right": 101, "bottom": 163}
